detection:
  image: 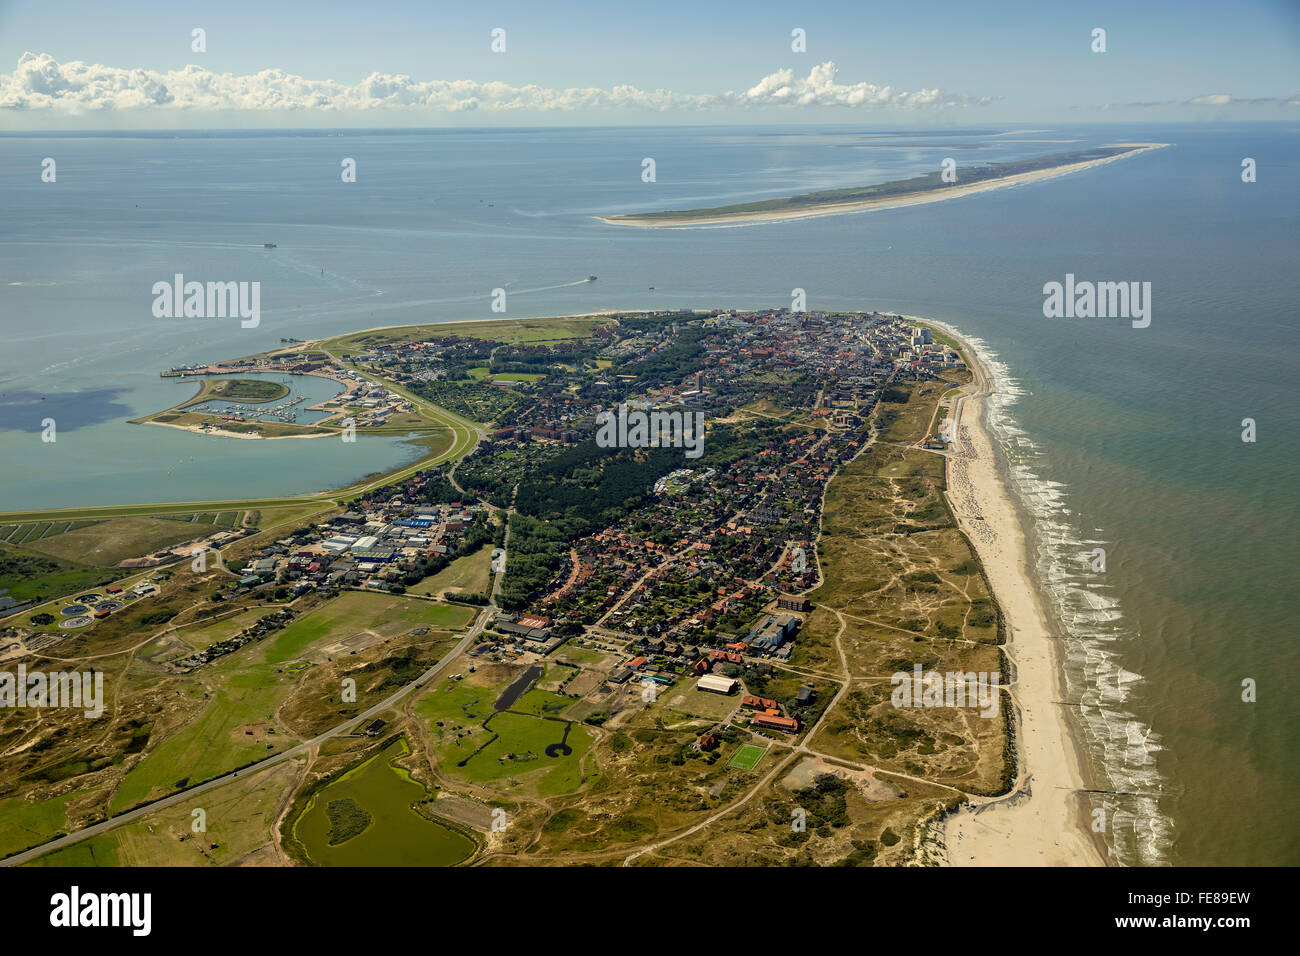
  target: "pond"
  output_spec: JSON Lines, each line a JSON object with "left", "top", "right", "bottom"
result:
{"left": 292, "top": 737, "right": 475, "bottom": 867}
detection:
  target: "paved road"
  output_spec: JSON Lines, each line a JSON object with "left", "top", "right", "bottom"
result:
{"left": 1, "top": 344, "right": 501, "bottom": 864}
{"left": 1, "top": 600, "right": 497, "bottom": 866}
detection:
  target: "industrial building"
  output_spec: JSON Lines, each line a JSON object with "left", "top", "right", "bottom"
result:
{"left": 696, "top": 674, "right": 737, "bottom": 694}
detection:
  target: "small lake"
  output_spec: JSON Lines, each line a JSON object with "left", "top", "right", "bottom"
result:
{"left": 293, "top": 737, "right": 475, "bottom": 867}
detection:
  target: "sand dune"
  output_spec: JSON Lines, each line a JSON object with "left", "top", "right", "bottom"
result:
{"left": 917, "top": 317, "right": 1108, "bottom": 867}
{"left": 601, "top": 144, "right": 1168, "bottom": 228}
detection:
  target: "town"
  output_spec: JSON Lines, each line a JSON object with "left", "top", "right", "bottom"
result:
{"left": 1, "top": 307, "right": 993, "bottom": 869}
{"left": 188, "top": 310, "right": 964, "bottom": 743}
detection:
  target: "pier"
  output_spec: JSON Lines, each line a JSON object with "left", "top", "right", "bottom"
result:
{"left": 192, "top": 394, "right": 310, "bottom": 424}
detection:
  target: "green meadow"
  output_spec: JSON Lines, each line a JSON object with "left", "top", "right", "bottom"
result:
{"left": 111, "top": 593, "right": 471, "bottom": 813}
{"left": 292, "top": 738, "right": 474, "bottom": 866}
{"left": 418, "top": 679, "right": 592, "bottom": 796}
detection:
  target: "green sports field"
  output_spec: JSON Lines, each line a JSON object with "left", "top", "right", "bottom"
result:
{"left": 728, "top": 744, "right": 767, "bottom": 771}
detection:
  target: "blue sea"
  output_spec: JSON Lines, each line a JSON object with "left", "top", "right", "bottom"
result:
{"left": 0, "top": 123, "right": 1296, "bottom": 865}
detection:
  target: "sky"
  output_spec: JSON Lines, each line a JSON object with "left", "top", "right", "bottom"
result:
{"left": 0, "top": 0, "right": 1297, "bottom": 129}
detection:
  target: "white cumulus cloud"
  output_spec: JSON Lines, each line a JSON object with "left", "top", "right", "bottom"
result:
{"left": 0, "top": 53, "right": 990, "bottom": 113}
{"left": 725, "top": 60, "right": 991, "bottom": 109}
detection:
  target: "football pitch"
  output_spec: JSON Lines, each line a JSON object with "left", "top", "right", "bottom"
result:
{"left": 728, "top": 744, "right": 767, "bottom": 770}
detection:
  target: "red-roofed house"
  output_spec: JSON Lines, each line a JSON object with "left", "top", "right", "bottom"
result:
{"left": 752, "top": 713, "right": 799, "bottom": 734}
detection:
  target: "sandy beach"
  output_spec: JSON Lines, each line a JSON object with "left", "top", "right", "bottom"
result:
{"left": 919, "top": 317, "right": 1107, "bottom": 867}
{"left": 145, "top": 309, "right": 1103, "bottom": 866}
{"left": 601, "top": 143, "right": 1168, "bottom": 228}
{"left": 142, "top": 419, "right": 332, "bottom": 440}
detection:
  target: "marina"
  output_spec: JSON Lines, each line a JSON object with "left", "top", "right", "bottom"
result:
{"left": 191, "top": 392, "right": 311, "bottom": 425}
{"left": 168, "top": 372, "right": 349, "bottom": 427}
{"left": 0, "top": 125, "right": 1292, "bottom": 868}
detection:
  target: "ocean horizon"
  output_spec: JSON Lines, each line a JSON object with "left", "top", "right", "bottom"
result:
{"left": 1, "top": 122, "right": 1296, "bottom": 865}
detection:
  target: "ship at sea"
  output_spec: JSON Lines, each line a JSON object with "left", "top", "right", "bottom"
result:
{"left": 587, "top": 274, "right": 597, "bottom": 281}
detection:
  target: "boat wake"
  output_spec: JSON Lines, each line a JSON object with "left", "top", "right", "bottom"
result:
{"left": 507, "top": 277, "right": 597, "bottom": 295}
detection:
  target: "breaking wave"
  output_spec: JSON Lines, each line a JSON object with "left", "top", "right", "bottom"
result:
{"left": 968, "top": 332, "right": 1175, "bottom": 866}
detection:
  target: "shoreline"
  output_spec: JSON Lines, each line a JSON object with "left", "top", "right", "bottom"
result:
{"left": 141, "top": 419, "right": 334, "bottom": 441}
{"left": 913, "top": 315, "right": 1107, "bottom": 867}
{"left": 14, "top": 307, "right": 1110, "bottom": 866}
{"left": 144, "top": 366, "right": 364, "bottom": 440}
{"left": 600, "top": 143, "right": 1168, "bottom": 228}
